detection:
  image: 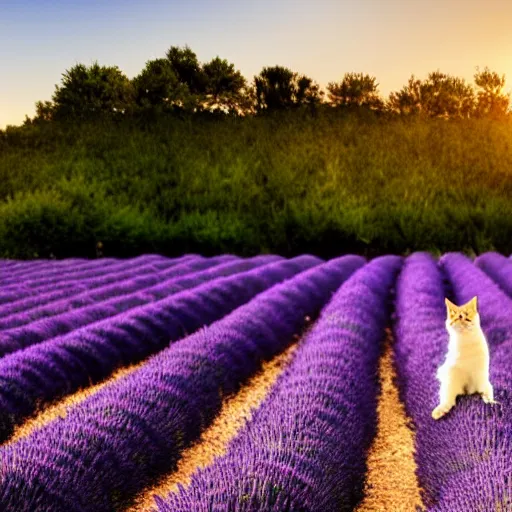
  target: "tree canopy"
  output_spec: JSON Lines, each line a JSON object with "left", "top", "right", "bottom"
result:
{"left": 51, "top": 63, "right": 133, "bottom": 120}
{"left": 254, "top": 66, "right": 322, "bottom": 111}
{"left": 474, "top": 67, "right": 510, "bottom": 119}
{"left": 327, "top": 73, "right": 383, "bottom": 110}
{"left": 25, "top": 45, "right": 511, "bottom": 124}
{"left": 132, "top": 58, "right": 186, "bottom": 112}
{"left": 202, "top": 57, "right": 248, "bottom": 113}
{"left": 388, "top": 71, "right": 475, "bottom": 118}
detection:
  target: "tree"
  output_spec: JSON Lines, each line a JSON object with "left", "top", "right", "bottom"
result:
{"left": 424, "top": 71, "right": 475, "bottom": 118}
{"left": 388, "top": 71, "right": 475, "bottom": 118}
{"left": 254, "top": 66, "right": 322, "bottom": 111}
{"left": 51, "top": 62, "right": 134, "bottom": 120}
{"left": 295, "top": 75, "right": 323, "bottom": 107}
{"left": 202, "top": 57, "right": 249, "bottom": 114}
{"left": 327, "top": 73, "right": 384, "bottom": 110}
{"left": 474, "top": 67, "right": 510, "bottom": 119}
{"left": 33, "top": 100, "right": 55, "bottom": 122}
{"left": 388, "top": 76, "right": 423, "bottom": 115}
{"left": 165, "top": 45, "right": 207, "bottom": 95}
{"left": 132, "top": 58, "right": 187, "bottom": 111}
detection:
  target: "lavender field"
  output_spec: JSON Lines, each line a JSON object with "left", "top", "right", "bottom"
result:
{"left": 0, "top": 252, "right": 511, "bottom": 512}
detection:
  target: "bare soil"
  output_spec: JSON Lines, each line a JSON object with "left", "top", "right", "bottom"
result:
{"left": 356, "top": 331, "right": 424, "bottom": 512}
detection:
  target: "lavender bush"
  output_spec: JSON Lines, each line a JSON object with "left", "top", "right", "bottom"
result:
{"left": 0, "top": 254, "right": 196, "bottom": 290}
{"left": 158, "top": 255, "right": 401, "bottom": 512}
{"left": 0, "top": 256, "right": 133, "bottom": 286}
{"left": 0, "top": 255, "right": 196, "bottom": 307}
{"left": 0, "top": 255, "right": 364, "bottom": 512}
{"left": 0, "top": 257, "right": 117, "bottom": 281}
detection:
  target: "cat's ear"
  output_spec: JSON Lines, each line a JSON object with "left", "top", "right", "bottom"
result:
{"left": 467, "top": 296, "right": 478, "bottom": 312}
{"left": 445, "top": 298, "right": 457, "bottom": 308}
{"left": 445, "top": 298, "right": 457, "bottom": 315}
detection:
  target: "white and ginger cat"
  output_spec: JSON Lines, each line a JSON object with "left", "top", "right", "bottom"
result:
{"left": 432, "top": 296, "right": 495, "bottom": 420}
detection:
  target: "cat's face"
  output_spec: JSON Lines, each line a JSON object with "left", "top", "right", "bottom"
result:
{"left": 445, "top": 297, "right": 479, "bottom": 332}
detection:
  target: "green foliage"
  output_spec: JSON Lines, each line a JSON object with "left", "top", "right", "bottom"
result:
{"left": 254, "top": 66, "right": 323, "bottom": 111}
{"left": 4, "top": 46, "right": 512, "bottom": 258}
{"left": 202, "top": 57, "right": 249, "bottom": 114}
{"left": 165, "top": 45, "right": 207, "bottom": 99}
{"left": 132, "top": 58, "right": 187, "bottom": 112}
{"left": 130, "top": 47, "right": 251, "bottom": 115}
{"left": 388, "top": 71, "right": 475, "bottom": 118}
{"left": 474, "top": 67, "right": 510, "bottom": 119}
{"left": 33, "top": 100, "right": 55, "bottom": 122}
{"left": 1, "top": 113, "right": 512, "bottom": 258}
{"left": 50, "top": 62, "right": 133, "bottom": 120}
{"left": 327, "top": 73, "right": 384, "bottom": 111}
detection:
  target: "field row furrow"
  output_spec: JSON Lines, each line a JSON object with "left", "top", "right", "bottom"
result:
{"left": 0, "top": 254, "right": 195, "bottom": 305}
{"left": 0, "top": 254, "right": 174, "bottom": 288}
{"left": 0, "top": 257, "right": 280, "bottom": 356}
{"left": 393, "top": 252, "right": 512, "bottom": 511}
{"left": 158, "top": 256, "right": 401, "bottom": 512}
{"left": 475, "top": 251, "right": 512, "bottom": 299}
{"left": 0, "top": 257, "right": 203, "bottom": 295}
{"left": 0, "top": 255, "right": 233, "bottom": 317}
{"left": 0, "top": 257, "right": 118, "bottom": 281}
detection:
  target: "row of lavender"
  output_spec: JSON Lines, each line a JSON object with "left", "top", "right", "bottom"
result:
{"left": 161, "top": 255, "right": 402, "bottom": 511}
{"left": 0, "top": 253, "right": 511, "bottom": 510}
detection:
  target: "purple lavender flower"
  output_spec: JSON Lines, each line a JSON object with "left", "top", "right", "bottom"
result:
{"left": 0, "top": 255, "right": 198, "bottom": 306}
{"left": 0, "top": 254, "right": 198, "bottom": 291}
{"left": 475, "top": 251, "right": 512, "bottom": 299}
{"left": 0, "top": 257, "right": 247, "bottom": 354}
{"left": 0, "top": 256, "right": 237, "bottom": 329}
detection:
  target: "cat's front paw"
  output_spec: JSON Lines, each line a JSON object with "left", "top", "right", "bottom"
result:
{"left": 432, "top": 405, "right": 450, "bottom": 420}
{"left": 482, "top": 394, "right": 498, "bottom": 405}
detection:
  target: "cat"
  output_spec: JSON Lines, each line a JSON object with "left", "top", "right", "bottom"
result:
{"left": 432, "top": 296, "right": 495, "bottom": 420}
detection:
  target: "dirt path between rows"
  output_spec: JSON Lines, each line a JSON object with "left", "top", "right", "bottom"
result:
{"left": 356, "top": 331, "right": 424, "bottom": 512}
{"left": 129, "top": 343, "right": 297, "bottom": 512}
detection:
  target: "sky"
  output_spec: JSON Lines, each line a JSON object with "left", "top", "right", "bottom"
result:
{"left": 2, "top": 0, "right": 512, "bottom": 127}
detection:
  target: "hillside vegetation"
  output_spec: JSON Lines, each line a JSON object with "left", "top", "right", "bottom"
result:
{"left": 1, "top": 46, "right": 511, "bottom": 258}
{"left": 1, "top": 111, "right": 511, "bottom": 259}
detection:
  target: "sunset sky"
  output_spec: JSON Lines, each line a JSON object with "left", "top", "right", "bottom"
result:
{"left": 2, "top": 0, "right": 512, "bottom": 128}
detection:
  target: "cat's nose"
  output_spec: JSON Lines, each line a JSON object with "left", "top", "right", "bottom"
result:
{"left": 459, "top": 314, "right": 463, "bottom": 320}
